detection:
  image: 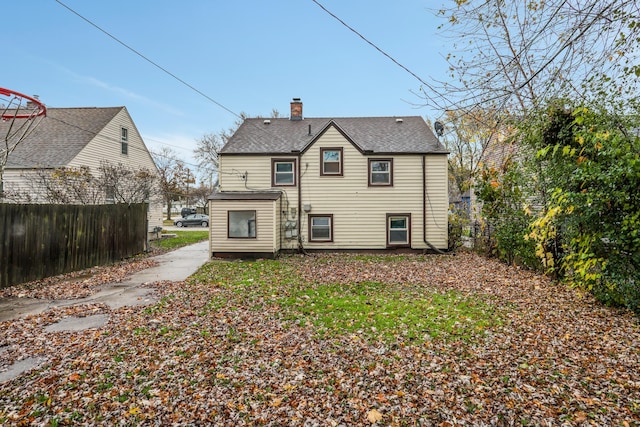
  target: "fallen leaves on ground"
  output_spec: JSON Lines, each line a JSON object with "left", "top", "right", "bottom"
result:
{"left": 0, "top": 258, "right": 158, "bottom": 300}
{"left": 1, "top": 251, "right": 639, "bottom": 426}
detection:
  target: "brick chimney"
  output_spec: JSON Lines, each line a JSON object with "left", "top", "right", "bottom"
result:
{"left": 290, "top": 98, "right": 303, "bottom": 121}
{"left": 26, "top": 95, "right": 40, "bottom": 110}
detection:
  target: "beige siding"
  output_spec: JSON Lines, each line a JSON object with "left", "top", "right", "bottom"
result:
{"left": 210, "top": 199, "right": 279, "bottom": 254}
{"left": 298, "top": 127, "right": 448, "bottom": 250}
{"left": 219, "top": 155, "right": 299, "bottom": 250}
{"left": 217, "top": 126, "right": 449, "bottom": 251}
{"left": 424, "top": 154, "right": 449, "bottom": 249}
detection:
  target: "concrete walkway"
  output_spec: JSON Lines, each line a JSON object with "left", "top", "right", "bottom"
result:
{"left": 0, "top": 240, "right": 210, "bottom": 383}
{"left": 0, "top": 240, "right": 210, "bottom": 322}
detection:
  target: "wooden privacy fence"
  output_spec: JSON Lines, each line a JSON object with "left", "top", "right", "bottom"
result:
{"left": 0, "top": 203, "right": 147, "bottom": 289}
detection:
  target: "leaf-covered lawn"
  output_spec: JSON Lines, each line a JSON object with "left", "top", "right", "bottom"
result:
{"left": 1, "top": 252, "right": 639, "bottom": 426}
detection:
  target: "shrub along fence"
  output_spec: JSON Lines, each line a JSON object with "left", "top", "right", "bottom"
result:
{"left": 0, "top": 203, "right": 147, "bottom": 289}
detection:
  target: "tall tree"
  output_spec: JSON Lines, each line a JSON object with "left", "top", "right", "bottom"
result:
{"left": 194, "top": 109, "right": 281, "bottom": 186}
{"left": 438, "top": 108, "right": 503, "bottom": 199}
{"left": 193, "top": 112, "right": 248, "bottom": 187}
{"left": 152, "top": 147, "right": 189, "bottom": 220}
{"left": 429, "top": 0, "right": 640, "bottom": 115}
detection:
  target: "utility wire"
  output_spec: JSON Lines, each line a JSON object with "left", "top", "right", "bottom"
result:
{"left": 54, "top": 0, "right": 305, "bottom": 153}
{"left": 310, "top": 0, "right": 452, "bottom": 111}
{"left": 54, "top": 0, "right": 242, "bottom": 122}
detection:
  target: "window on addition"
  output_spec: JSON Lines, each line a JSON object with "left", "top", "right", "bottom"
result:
{"left": 228, "top": 210, "right": 256, "bottom": 238}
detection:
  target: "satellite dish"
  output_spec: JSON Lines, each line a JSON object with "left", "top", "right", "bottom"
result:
{"left": 434, "top": 121, "right": 444, "bottom": 137}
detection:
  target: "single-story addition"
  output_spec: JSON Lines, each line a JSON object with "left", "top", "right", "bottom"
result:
{"left": 209, "top": 98, "right": 449, "bottom": 258}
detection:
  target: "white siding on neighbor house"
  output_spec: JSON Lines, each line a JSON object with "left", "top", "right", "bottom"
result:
{"left": 2, "top": 170, "right": 43, "bottom": 201}
{"left": 3, "top": 108, "right": 163, "bottom": 229}
{"left": 68, "top": 108, "right": 163, "bottom": 229}
{"left": 217, "top": 126, "right": 449, "bottom": 251}
{"left": 68, "top": 108, "right": 154, "bottom": 171}
{"left": 209, "top": 199, "right": 280, "bottom": 254}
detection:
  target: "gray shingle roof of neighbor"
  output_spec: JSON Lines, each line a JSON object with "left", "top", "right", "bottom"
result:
{"left": 219, "top": 116, "right": 448, "bottom": 155}
{"left": 3, "top": 107, "right": 123, "bottom": 168}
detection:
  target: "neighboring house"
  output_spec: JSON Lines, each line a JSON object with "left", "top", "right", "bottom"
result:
{"left": 2, "top": 106, "right": 163, "bottom": 230}
{"left": 469, "top": 127, "right": 519, "bottom": 221}
{"left": 209, "top": 98, "right": 449, "bottom": 258}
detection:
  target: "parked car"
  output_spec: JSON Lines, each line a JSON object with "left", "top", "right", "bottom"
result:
{"left": 174, "top": 214, "right": 209, "bottom": 227}
{"left": 181, "top": 207, "right": 197, "bottom": 218}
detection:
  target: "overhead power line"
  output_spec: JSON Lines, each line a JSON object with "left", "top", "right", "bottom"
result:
{"left": 309, "top": 0, "right": 452, "bottom": 110}
{"left": 54, "top": 0, "right": 242, "bottom": 122}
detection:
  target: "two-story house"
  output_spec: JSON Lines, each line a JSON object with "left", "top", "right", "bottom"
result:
{"left": 209, "top": 98, "right": 449, "bottom": 258}
{"left": 3, "top": 106, "right": 163, "bottom": 230}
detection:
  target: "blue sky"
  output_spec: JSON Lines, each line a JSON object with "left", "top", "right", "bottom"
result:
{"left": 4, "top": 1, "right": 451, "bottom": 179}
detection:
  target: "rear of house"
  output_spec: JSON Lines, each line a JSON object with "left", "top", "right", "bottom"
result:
{"left": 209, "top": 98, "right": 449, "bottom": 258}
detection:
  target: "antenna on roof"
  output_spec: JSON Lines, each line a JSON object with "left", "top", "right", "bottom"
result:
{"left": 434, "top": 121, "right": 444, "bottom": 137}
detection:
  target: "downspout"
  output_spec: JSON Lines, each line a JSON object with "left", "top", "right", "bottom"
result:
{"left": 279, "top": 195, "right": 283, "bottom": 256}
{"left": 295, "top": 151, "right": 308, "bottom": 254}
{"left": 423, "top": 155, "right": 447, "bottom": 254}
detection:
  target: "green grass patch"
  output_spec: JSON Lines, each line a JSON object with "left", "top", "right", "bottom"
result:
{"left": 280, "top": 281, "right": 499, "bottom": 343}
{"left": 191, "top": 256, "right": 502, "bottom": 344}
{"left": 151, "top": 230, "right": 208, "bottom": 251}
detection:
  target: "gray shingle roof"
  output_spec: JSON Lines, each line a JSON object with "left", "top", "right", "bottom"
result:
{"left": 219, "top": 116, "right": 447, "bottom": 155}
{"left": 3, "top": 107, "right": 123, "bottom": 168}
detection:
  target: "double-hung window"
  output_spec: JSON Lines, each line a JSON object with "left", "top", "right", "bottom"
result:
{"left": 309, "top": 215, "right": 333, "bottom": 242}
{"left": 387, "top": 214, "right": 410, "bottom": 246}
{"left": 369, "top": 159, "right": 393, "bottom": 186}
{"left": 228, "top": 210, "right": 256, "bottom": 238}
{"left": 320, "top": 148, "right": 343, "bottom": 176}
{"left": 121, "top": 127, "right": 128, "bottom": 155}
{"left": 272, "top": 159, "right": 296, "bottom": 186}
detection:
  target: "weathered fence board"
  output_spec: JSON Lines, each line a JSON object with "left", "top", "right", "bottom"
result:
{"left": 0, "top": 203, "right": 147, "bottom": 288}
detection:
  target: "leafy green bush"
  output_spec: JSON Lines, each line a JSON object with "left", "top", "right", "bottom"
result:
{"left": 526, "top": 105, "right": 640, "bottom": 313}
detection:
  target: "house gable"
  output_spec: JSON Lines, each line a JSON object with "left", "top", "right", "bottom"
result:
{"left": 69, "top": 107, "right": 157, "bottom": 173}
{"left": 299, "top": 120, "right": 365, "bottom": 155}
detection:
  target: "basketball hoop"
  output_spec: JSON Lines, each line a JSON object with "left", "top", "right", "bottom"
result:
{"left": 0, "top": 87, "right": 47, "bottom": 200}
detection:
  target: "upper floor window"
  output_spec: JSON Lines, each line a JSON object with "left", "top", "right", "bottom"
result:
{"left": 320, "top": 147, "right": 343, "bottom": 176}
{"left": 369, "top": 159, "right": 393, "bottom": 186}
{"left": 272, "top": 158, "right": 296, "bottom": 186}
{"left": 121, "top": 127, "right": 128, "bottom": 155}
